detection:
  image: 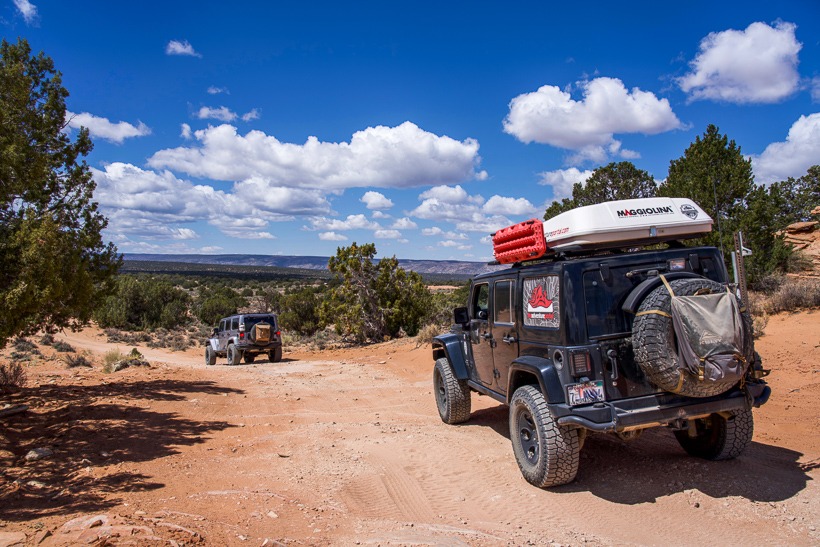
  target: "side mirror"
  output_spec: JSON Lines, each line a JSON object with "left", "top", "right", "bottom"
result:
{"left": 453, "top": 307, "right": 469, "bottom": 326}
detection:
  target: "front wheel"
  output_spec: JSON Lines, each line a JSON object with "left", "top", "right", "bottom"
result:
{"left": 205, "top": 345, "right": 216, "bottom": 366}
{"left": 674, "top": 408, "right": 753, "bottom": 460}
{"left": 510, "top": 385, "right": 580, "bottom": 488}
{"left": 244, "top": 353, "right": 256, "bottom": 364}
{"left": 433, "top": 357, "right": 471, "bottom": 424}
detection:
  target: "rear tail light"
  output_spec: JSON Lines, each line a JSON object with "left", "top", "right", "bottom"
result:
{"left": 276, "top": 331, "right": 281, "bottom": 337}
{"left": 570, "top": 351, "right": 591, "bottom": 376}
{"left": 239, "top": 332, "right": 244, "bottom": 339}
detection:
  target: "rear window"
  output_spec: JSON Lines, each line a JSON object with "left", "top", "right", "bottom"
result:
{"left": 243, "top": 315, "right": 277, "bottom": 330}
{"left": 583, "top": 269, "right": 636, "bottom": 338}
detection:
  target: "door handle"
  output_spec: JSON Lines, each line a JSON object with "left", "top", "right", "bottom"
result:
{"left": 502, "top": 335, "right": 517, "bottom": 344}
{"left": 606, "top": 349, "right": 619, "bottom": 381}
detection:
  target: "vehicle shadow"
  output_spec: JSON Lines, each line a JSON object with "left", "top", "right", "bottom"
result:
{"left": 462, "top": 404, "right": 811, "bottom": 504}
{"left": 0, "top": 379, "right": 242, "bottom": 521}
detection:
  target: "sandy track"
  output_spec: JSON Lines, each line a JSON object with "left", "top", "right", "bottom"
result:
{"left": 1, "top": 313, "right": 818, "bottom": 546}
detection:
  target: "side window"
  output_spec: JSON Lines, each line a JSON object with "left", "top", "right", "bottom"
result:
{"left": 219, "top": 319, "right": 226, "bottom": 332}
{"left": 522, "top": 276, "right": 560, "bottom": 329}
{"left": 493, "top": 280, "right": 514, "bottom": 324}
{"left": 471, "top": 283, "right": 489, "bottom": 320}
{"left": 231, "top": 317, "right": 239, "bottom": 330}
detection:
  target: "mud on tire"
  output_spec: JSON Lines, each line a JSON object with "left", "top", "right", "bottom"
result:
{"left": 674, "top": 408, "right": 754, "bottom": 460}
{"left": 632, "top": 277, "right": 752, "bottom": 398}
{"left": 510, "top": 385, "right": 580, "bottom": 488}
{"left": 433, "top": 357, "right": 471, "bottom": 424}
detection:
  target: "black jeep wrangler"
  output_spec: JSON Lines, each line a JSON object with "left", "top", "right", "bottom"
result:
{"left": 432, "top": 200, "right": 770, "bottom": 488}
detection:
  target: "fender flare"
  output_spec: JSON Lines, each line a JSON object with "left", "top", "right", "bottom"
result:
{"left": 621, "top": 272, "right": 702, "bottom": 314}
{"left": 432, "top": 333, "right": 470, "bottom": 380}
{"left": 507, "top": 355, "right": 565, "bottom": 404}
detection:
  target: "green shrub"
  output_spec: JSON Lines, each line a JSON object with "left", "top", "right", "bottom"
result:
{"left": 65, "top": 354, "right": 92, "bottom": 368}
{"left": 52, "top": 341, "right": 75, "bottom": 353}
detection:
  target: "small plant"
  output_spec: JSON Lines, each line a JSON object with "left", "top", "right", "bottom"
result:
{"left": 13, "top": 337, "right": 38, "bottom": 354}
{"left": 65, "top": 354, "right": 92, "bottom": 368}
{"left": 103, "top": 348, "right": 125, "bottom": 367}
{"left": 752, "top": 312, "right": 768, "bottom": 339}
{"left": 415, "top": 323, "right": 442, "bottom": 347}
{"left": 39, "top": 333, "right": 55, "bottom": 346}
{"left": 52, "top": 341, "right": 75, "bottom": 353}
{"left": 128, "top": 347, "right": 143, "bottom": 359}
{"left": 0, "top": 362, "right": 27, "bottom": 393}
{"left": 764, "top": 278, "right": 820, "bottom": 314}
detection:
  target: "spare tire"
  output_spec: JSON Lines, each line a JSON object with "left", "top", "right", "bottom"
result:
{"left": 632, "top": 277, "right": 752, "bottom": 398}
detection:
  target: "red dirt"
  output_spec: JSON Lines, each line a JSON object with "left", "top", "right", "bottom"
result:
{"left": 1, "top": 311, "right": 818, "bottom": 546}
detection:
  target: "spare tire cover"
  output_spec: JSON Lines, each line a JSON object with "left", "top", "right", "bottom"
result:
{"left": 632, "top": 277, "right": 752, "bottom": 398}
{"left": 249, "top": 323, "right": 271, "bottom": 344}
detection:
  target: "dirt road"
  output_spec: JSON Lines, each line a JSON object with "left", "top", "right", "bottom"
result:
{"left": 1, "top": 312, "right": 818, "bottom": 546}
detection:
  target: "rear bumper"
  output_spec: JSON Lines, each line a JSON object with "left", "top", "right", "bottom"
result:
{"left": 550, "top": 389, "right": 752, "bottom": 433}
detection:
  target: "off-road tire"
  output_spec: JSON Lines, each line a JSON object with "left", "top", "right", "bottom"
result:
{"left": 205, "top": 346, "right": 216, "bottom": 366}
{"left": 510, "top": 385, "right": 580, "bottom": 488}
{"left": 227, "top": 344, "right": 241, "bottom": 366}
{"left": 269, "top": 347, "right": 283, "bottom": 363}
{"left": 244, "top": 353, "right": 256, "bottom": 364}
{"left": 433, "top": 357, "right": 471, "bottom": 424}
{"left": 674, "top": 408, "right": 753, "bottom": 460}
{"left": 632, "top": 278, "right": 751, "bottom": 398}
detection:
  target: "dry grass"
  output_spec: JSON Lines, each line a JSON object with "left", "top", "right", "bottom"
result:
{"left": 415, "top": 323, "right": 445, "bottom": 347}
{"left": 0, "top": 362, "right": 26, "bottom": 392}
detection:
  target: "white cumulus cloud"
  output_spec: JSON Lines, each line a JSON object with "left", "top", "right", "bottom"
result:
{"left": 166, "top": 40, "right": 201, "bottom": 57}
{"left": 538, "top": 168, "right": 594, "bottom": 200}
{"left": 410, "top": 185, "right": 514, "bottom": 233}
{"left": 91, "top": 163, "right": 305, "bottom": 244}
{"left": 360, "top": 191, "right": 394, "bottom": 210}
{"left": 66, "top": 111, "right": 151, "bottom": 144}
{"left": 751, "top": 113, "right": 820, "bottom": 185}
{"left": 147, "top": 122, "right": 487, "bottom": 190}
{"left": 241, "top": 109, "right": 260, "bottom": 122}
{"left": 319, "top": 232, "right": 348, "bottom": 241}
{"left": 678, "top": 21, "right": 801, "bottom": 104}
{"left": 483, "top": 195, "right": 537, "bottom": 216}
{"left": 196, "top": 106, "right": 237, "bottom": 122}
{"left": 391, "top": 217, "right": 418, "bottom": 229}
{"left": 207, "top": 86, "right": 228, "bottom": 95}
{"left": 375, "top": 229, "right": 402, "bottom": 239}
{"left": 308, "top": 214, "right": 380, "bottom": 232}
{"left": 180, "top": 123, "right": 192, "bottom": 139}
{"left": 14, "top": 0, "right": 37, "bottom": 24}
{"left": 504, "top": 77, "right": 680, "bottom": 162}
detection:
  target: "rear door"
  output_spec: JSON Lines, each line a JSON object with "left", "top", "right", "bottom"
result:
{"left": 491, "top": 278, "right": 518, "bottom": 394}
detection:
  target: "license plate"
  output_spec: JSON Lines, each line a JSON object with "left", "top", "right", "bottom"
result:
{"left": 567, "top": 380, "right": 605, "bottom": 406}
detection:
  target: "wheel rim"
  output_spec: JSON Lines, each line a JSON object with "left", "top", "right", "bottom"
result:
{"left": 516, "top": 408, "right": 539, "bottom": 465}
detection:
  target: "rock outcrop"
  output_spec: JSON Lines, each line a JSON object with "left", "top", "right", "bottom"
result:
{"left": 780, "top": 206, "right": 820, "bottom": 275}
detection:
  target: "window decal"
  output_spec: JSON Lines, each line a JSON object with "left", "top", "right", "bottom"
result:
{"left": 523, "top": 276, "right": 560, "bottom": 328}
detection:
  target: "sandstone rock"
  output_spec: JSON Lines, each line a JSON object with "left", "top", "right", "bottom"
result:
{"left": 0, "top": 531, "right": 26, "bottom": 547}
{"left": 785, "top": 221, "right": 818, "bottom": 233}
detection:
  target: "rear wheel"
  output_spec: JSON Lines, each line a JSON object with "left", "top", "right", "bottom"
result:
{"left": 510, "top": 385, "right": 580, "bottom": 487}
{"left": 205, "top": 346, "right": 216, "bottom": 366}
{"left": 433, "top": 357, "right": 471, "bottom": 424}
{"left": 269, "top": 347, "right": 283, "bottom": 363}
{"left": 674, "top": 408, "right": 753, "bottom": 460}
{"left": 227, "top": 344, "right": 241, "bottom": 366}
{"left": 244, "top": 353, "right": 256, "bottom": 364}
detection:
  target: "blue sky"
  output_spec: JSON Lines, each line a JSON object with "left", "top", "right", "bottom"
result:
{"left": 4, "top": 1, "right": 819, "bottom": 261}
